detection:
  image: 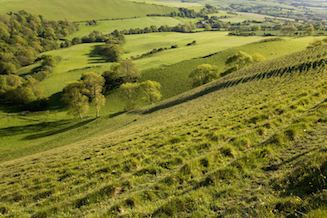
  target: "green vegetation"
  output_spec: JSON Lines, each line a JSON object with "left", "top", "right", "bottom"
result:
{"left": 0, "top": 45, "right": 326, "bottom": 217}
{"left": 0, "top": 1, "right": 326, "bottom": 217}
{"left": 69, "top": 17, "right": 184, "bottom": 39}
{"left": 0, "top": 0, "right": 176, "bottom": 21}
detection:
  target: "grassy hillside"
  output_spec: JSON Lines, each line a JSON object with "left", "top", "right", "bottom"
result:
{"left": 2, "top": 36, "right": 320, "bottom": 162}
{"left": 69, "top": 17, "right": 185, "bottom": 39}
{"left": 36, "top": 32, "right": 263, "bottom": 97}
{"left": 141, "top": 36, "right": 322, "bottom": 98}
{"left": 0, "top": 0, "right": 176, "bottom": 21}
{"left": 0, "top": 45, "right": 326, "bottom": 217}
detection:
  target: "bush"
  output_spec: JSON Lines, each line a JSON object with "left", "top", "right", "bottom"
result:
{"left": 189, "top": 64, "right": 219, "bottom": 87}
{"left": 92, "top": 44, "right": 122, "bottom": 62}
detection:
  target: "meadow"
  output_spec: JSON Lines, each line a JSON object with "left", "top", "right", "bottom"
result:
{"left": 1, "top": 35, "right": 322, "bottom": 161}
{"left": 38, "top": 32, "right": 263, "bottom": 97}
{"left": 0, "top": 0, "right": 175, "bottom": 21}
{"left": 68, "top": 17, "right": 186, "bottom": 39}
{"left": 0, "top": 45, "right": 326, "bottom": 217}
{"left": 0, "top": 0, "right": 326, "bottom": 216}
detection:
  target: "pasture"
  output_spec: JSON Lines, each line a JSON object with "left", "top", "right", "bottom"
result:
{"left": 0, "top": 0, "right": 176, "bottom": 21}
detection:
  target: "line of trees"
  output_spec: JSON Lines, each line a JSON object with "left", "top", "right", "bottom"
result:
{"left": 109, "top": 23, "right": 196, "bottom": 36}
{"left": 148, "top": 4, "right": 219, "bottom": 18}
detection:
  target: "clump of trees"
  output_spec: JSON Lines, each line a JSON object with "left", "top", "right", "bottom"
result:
{"left": 93, "top": 43, "right": 122, "bottom": 62}
{"left": 102, "top": 60, "right": 140, "bottom": 92}
{"left": 62, "top": 60, "right": 162, "bottom": 117}
{"left": 0, "top": 74, "right": 44, "bottom": 107}
{"left": 189, "top": 64, "right": 219, "bottom": 87}
{"left": 120, "top": 80, "right": 162, "bottom": 111}
{"left": 222, "top": 51, "right": 265, "bottom": 76}
{"left": 30, "top": 55, "right": 59, "bottom": 81}
{"left": 84, "top": 31, "right": 126, "bottom": 62}
{"left": 0, "top": 10, "right": 78, "bottom": 74}
{"left": 62, "top": 72, "right": 106, "bottom": 119}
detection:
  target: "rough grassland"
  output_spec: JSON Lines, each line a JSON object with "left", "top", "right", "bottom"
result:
{"left": 0, "top": 0, "right": 176, "bottom": 21}
{"left": 1, "top": 37, "right": 321, "bottom": 161}
{"left": 0, "top": 46, "right": 326, "bottom": 217}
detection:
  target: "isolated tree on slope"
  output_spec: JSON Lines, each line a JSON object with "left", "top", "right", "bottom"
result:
{"left": 222, "top": 51, "right": 265, "bottom": 76}
{"left": 139, "top": 80, "right": 162, "bottom": 104}
{"left": 120, "top": 80, "right": 161, "bottom": 111}
{"left": 81, "top": 72, "right": 106, "bottom": 118}
{"left": 62, "top": 82, "right": 89, "bottom": 119}
{"left": 189, "top": 64, "right": 219, "bottom": 87}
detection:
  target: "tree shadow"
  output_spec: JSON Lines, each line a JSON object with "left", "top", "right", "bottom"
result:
{"left": 88, "top": 45, "right": 107, "bottom": 64}
{"left": 108, "top": 111, "right": 125, "bottom": 118}
{"left": 23, "top": 118, "right": 96, "bottom": 140}
{"left": 0, "top": 118, "right": 95, "bottom": 140}
{"left": 0, "top": 120, "right": 70, "bottom": 137}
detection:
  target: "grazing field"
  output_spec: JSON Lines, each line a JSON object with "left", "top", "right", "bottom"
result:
{"left": 123, "top": 32, "right": 263, "bottom": 69}
{"left": 0, "top": 0, "right": 176, "bottom": 21}
{"left": 37, "top": 32, "right": 263, "bottom": 97}
{"left": 141, "top": 36, "right": 323, "bottom": 98}
{"left": 0, "top": 45, "right": 326, "bottom": 217}
{"left": 69, "top": 17, "right": 185, "bottom": 39}
{"left": 129, "top": 0, "right": 203, "bottom": 10}
{"left": 0, "top": 0, "right": 326, "bottom": 217}
{"left": 0, "top": 36, "right": 321, "bottom": 163}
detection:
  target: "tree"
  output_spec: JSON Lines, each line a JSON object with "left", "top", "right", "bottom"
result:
{"left": 305, "top": 24, "right": 315, "bottom": 35}
{"left": 0, "top": 74, "right": 22, "bottom": 95}
{"left": 281, "top": 23, "right": 297, "bottom": 35}
{"left": 93, "top": 44, "right": 122, "bottom": 62}
{"left": 225, "top": 51, "right": 254, "bottom": 68}
{"left": 120, "top": 80, "right": 161, "bottom": 111}
{"left": 139, "top": 80, "right": 162, "bottom": 104}
{"left": 10, "top": 76, "right": 43, "bottom": 105}
{"left": 62, "top": 82, "right": 89, "bottom": 119}
{"left": 81, "top": 72, "right": 106, "bottom": 118}
{"left": 204, "top": 23, "right": 212, "bottom": 31}
{"left": 0, "top": 62, "right": 16, "bottom": 75}
{"left": 102, "top": 60, "right": 140, "bottom": 92}
{"left": 222, "top": 51, "right": 265, "bottom": 76}
{"left": 120, "top": 82, "right": 139, "bottom": 110}
{"left": 189, "top": 64, "right": 219, "bottom": 87}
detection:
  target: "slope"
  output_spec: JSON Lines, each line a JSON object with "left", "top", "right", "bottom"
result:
{"left": 0, "top": 0, "right": 176, "bottom": 21}
{"left": 0, "top": 45, "right": 326, "bottom": 217}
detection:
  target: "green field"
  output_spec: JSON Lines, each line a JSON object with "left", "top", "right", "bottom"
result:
{"left": 129, "top": 0, "right": 202, "bottom": 10}
{"left": 141, "top": 36, "right": 323, "bottom": 98}
{"left": 1, "top": 35, "right": 321, "bottom": 162}
{"left": 0, "top": 45, "right": 326, "bottom": 217}
{"left": 69, "top": 17, "right": 186, "bottom": 39}
{"left": 38, "top": 32, "right": 263, "bottom": 97}
{"left": 0, "top": 1, "right": 326, "bottom": 216}
{"left": 0, "top": 0, "right": 176, "bottom": 21}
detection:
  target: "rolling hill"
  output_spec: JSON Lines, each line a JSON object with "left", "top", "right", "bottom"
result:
{"left": 0, "top": 0, "right": 176, "bottom": 21}
{"left": 0, "top": 44, "right": 326, "bottom": 217}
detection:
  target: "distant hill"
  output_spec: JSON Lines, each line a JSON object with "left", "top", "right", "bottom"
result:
{"left": 0, "top": 0, "right": 176, "bottom": 21}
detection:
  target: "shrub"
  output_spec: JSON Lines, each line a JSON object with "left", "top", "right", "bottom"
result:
{"left": 189, "top": 64, "right": 219, "bottom": 87}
